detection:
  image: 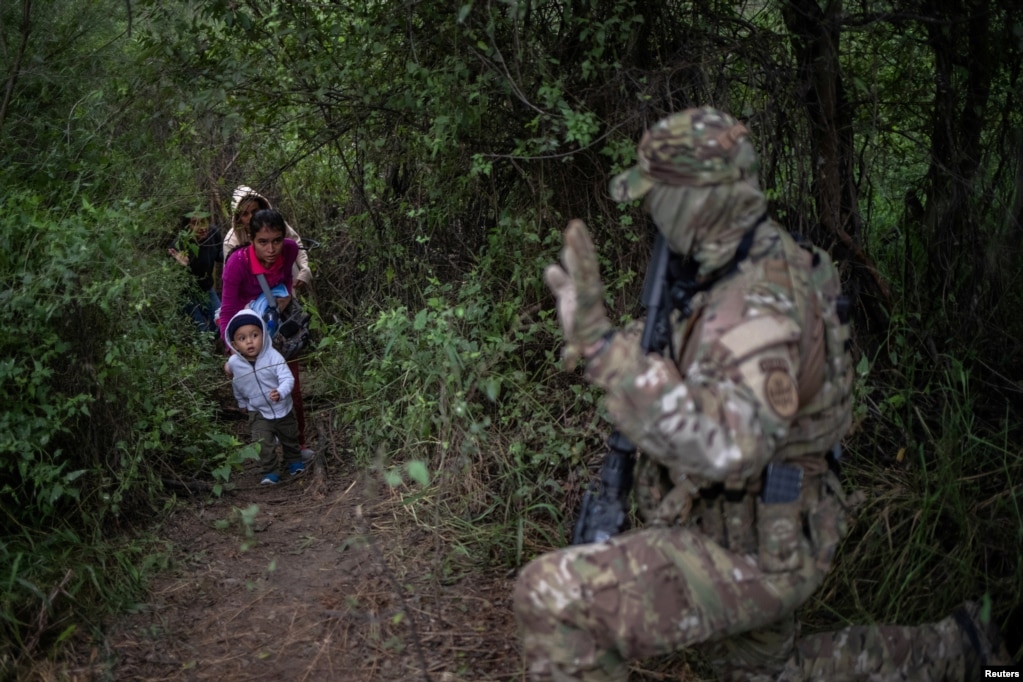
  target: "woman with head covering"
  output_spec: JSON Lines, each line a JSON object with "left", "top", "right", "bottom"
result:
{"left": 224, "top": 185, "right": 313, "bottom": 293}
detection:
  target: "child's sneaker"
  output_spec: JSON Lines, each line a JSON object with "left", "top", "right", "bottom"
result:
{"left": 300, "top": 447, "right": 316, "bottom": 462}
{"left": 288, "top": 461, "right": 306, "bottom": 476}
{"left": 260, "top": 473, "right": 280, "bottom": 485}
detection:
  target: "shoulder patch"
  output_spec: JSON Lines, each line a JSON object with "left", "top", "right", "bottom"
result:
{"left": 764, "top": 370, "right": 799, "bottom": 418}
{"left": 717, "top": 315, "right": 800, "bottom": 362}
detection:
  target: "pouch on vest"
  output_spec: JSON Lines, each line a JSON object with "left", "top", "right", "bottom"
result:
{"left": 807, "top": 469, "right": 859, "bottom": 571}
{"left": 757, "top": 463, "right": 805, "bottom": 572}
{"left": 756, "top": 497, "right": 804, "bottom": 573}
{"left": 698, "top": 493, "right": 727, "bottom": 547}
{"left": 723, "top": 492, "right": 757, "bottom": 555}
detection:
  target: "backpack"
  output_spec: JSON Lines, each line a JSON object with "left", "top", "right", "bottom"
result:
{"left": 254, "top": 275, "right": 311, "bottom": 360}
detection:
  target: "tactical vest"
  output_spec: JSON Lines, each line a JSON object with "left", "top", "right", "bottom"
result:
{"left": 677, "top": 225, "right": 852, "bottom": 470}
{"left": 765, "top": 229, "right": 853, "bottom": 468}
{"left": 635, "top": 222, "right": 854, "bottom": 549}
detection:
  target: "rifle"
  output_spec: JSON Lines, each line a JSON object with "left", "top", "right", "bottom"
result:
{"left": 571, "top": 229, "right": 675, "bottom": 544}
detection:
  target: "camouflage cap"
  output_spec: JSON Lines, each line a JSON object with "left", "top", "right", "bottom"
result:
{"left": 610, "top": 107, "right": 755, "bottom": 201}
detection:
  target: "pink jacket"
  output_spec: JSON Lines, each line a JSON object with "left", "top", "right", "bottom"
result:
{"left": 219, "top": 239, "right": 298, "bottom": 339}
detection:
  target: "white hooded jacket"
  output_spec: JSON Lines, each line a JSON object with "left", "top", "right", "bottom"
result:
{"left": 225, "top": 308, "right": 295, "bottom": 420}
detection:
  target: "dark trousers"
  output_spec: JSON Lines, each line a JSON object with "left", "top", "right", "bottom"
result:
{"left": 249, "top": 409, "right": 301, "bottom": 477}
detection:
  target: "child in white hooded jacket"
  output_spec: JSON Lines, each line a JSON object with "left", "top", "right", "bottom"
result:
{"left": 225, "top": 308, "right": 304, "bottom": 484}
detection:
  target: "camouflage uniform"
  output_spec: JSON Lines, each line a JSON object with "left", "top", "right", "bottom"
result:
{"left": 517, "top": 108, "right": 1002, "bottom": 681}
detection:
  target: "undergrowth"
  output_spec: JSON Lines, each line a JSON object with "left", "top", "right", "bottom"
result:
{"left": 0, "top": 191, "right": 249, "bottom": 675}
{"left": 315, "top": 213, "right": 613, "bottom": 571}
{"left": 809, "top": 339, "right": 1023, "bottom": 656}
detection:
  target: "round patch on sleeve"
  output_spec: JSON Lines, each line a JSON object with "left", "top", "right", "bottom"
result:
{"left": 764, "top": 370, "right": 799, "bottom": 418}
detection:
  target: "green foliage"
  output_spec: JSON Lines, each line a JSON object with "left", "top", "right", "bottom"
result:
{"left": 0, "top": 191, "right": 243, "bottom": 666}
{"left": 214, "top": 504, "right": 262, "bottom": 551}
{"left": 2, "top": 0, "right": 1023, "bottom": 669}
{"left": 0, "top": 526, "right": 168, "bottom": 676}
{"left": 210, "top": 440, "right": 261, "bottom": 497}
{"left": 820, "top": 353, "right": 1023, "bottom": 638}
{"left": 316, "top": 213, "right": 603, "bottom": 566}
{"left": 0, "top": 0, "right": 180, "bottom": 203}
{"left": 0, "top": 193, "right": 215, "bottom": 523}
{"left": 385, "top": 461, "right": 431, "bottom": 489}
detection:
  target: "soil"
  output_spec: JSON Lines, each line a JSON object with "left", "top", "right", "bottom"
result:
{"left": 94, "top": 391, "right": 700, "bottom": 682}
{"left": 98, "top": 405, "right": 524, "bottom": 682}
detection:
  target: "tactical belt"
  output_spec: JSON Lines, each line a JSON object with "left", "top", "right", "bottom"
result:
{"left": 697, "top": 445, "right": 841, "bottom": 507}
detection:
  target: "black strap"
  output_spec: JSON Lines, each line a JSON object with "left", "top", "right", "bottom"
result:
{"left": 953, "top": 606, "right": 987, "bottom": 675}
{"left": 669, "top": 217, "right": 763, "bottom": 319}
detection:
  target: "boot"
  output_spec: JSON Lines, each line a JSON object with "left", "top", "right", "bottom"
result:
{"left": 953, "top": 599, "right": 1013, "bottom": 677}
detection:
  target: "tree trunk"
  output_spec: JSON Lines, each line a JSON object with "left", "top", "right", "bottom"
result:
{"left": 782, "top": 0, "right": 891, "bottom": 336}
{"left": 0, "top": 0, "right": 32, "bottom": 137}
{"left": 920, "top": 0, "right": 993, "bottom": 335}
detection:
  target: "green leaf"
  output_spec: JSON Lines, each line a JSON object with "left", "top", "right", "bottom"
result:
{"left": 54, "top": 624, "right": 78, "bottom": 644}
{"left": 413, "top": 308, "right": 429, "bottom": 331}
{"left": 482, "top": 377, "right": 501, "bottom": 402}
{"left": 406, "top": 460, "right": 430, "bottom": 486}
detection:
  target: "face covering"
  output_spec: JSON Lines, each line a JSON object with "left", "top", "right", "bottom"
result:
{"left": 645, "top": 176, "right": 768, "bottom": 277}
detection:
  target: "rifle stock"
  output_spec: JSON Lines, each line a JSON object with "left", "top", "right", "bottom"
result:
{"left": 571, "top": 230, "right": 673, "bottom": 545}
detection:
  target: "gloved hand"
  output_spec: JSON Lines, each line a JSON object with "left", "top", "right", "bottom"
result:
{"left": 544, "top": 219, "right": 612, "bottom": 369}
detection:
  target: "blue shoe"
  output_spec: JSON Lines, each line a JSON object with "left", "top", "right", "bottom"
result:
{"left": 288, "top": 461, "right": 306, "bottom": 476}
{"left": 260, "top": 473, "right": 280, "bottom": 485}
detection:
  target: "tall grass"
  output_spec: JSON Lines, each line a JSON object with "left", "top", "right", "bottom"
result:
{"left": 312, "top": 213, "right": 612, "bottom": 569}
{"left": 809, "top": 348, "right": 1022, "bottom": 653}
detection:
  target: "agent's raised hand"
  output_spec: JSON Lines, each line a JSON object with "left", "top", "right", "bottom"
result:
{"left": 543, "top": 219, "right": 611, "bottom": 369}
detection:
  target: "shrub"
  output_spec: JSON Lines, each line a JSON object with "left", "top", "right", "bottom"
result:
{"left": 315, "top": 213, "right": 611, "bottom": 567}
{"left": 0, "top": 191, "right": 239, "bottom": 667}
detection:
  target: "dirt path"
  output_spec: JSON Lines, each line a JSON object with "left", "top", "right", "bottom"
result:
{"left": 102, "top": 413, "right": 523, "bottom": 682}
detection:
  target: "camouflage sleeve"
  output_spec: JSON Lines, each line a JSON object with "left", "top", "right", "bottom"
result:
{"left": 585, "top": 314, "right": 801, "bottom": 483}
